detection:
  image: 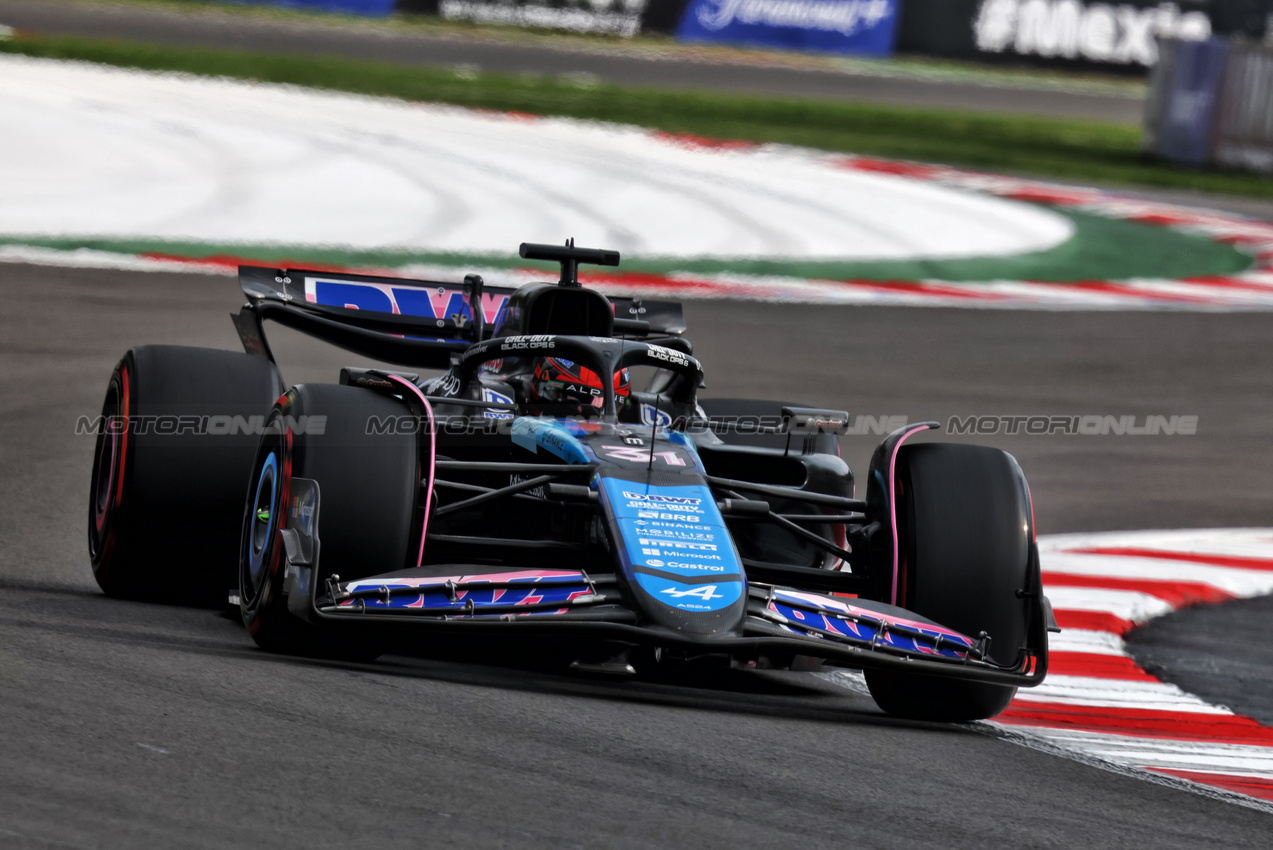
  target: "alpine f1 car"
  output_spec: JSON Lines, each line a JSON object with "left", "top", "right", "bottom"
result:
{"left": 88, "top": 241, "right": 1057, "bottom": 722}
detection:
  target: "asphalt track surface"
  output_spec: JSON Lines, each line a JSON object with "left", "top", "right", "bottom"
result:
{"left": 0, "top": 0, "right": 1146, "bottom": 122}
{"left": 2, "top": 261, "right": 1273, "bottom": 847}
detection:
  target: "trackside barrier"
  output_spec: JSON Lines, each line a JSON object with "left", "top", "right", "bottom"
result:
{"left": 215, "top": 0, "right": 662, "bottom": 34}
{"left": 1145, "top": 36, "right": 1273, "bottom": 173}
{"left": 1213, "top": 40, "right": 1273, "bottom": 172}
{"left": 214, "top": 0, "right": 898, "bottom": 51}
{"left": 220, "top": 0, "right": 397, "bottom": 15}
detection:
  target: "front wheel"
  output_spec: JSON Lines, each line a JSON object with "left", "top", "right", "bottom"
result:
{"left": 865, "top": 443, "right": 1033, "bottom": 722}
{"left": 239, "top": 383, "right": 423, "bottom": 660}
{"left": 88, "top": 346, "right": 282, "bottom": 605}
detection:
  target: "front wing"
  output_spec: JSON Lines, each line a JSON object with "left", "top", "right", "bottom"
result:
{"left": 280, "top": 477, "right": 1047, "bottom": 688}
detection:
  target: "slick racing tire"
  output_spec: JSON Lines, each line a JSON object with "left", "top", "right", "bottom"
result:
{"left": 864, "top": 444, "right": 1033, "bottom": 723}
{"left": 239, "top": 383, "right": 422, "bottom": 661}
{"left": 88, "top": 346, "right": 283, "bottom": 605}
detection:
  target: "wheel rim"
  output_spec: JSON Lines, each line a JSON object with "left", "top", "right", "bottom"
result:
{"left": 247, "top": 451, "right": 279, "bottom": 590}
{"left": 89, "top": 371, "right": 127, "bottom": 564}
{"left": 91, "top": 390, "right": 119, "bottom": 533}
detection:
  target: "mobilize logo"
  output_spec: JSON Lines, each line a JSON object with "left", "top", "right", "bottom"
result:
{"left": 635, "top": 526, "right": 715, "bottom": 540}
{"left": 948, "top": 414, "right": 1199, "bottom": 435}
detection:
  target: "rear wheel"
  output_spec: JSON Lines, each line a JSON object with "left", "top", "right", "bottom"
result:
{"left": 865, "top": 443, "right": 1033, "bottom": 722}
{"left": 239, "top": 383, "right": 423, "bottom": 660}
{"left": 88, "top": 346, "right": 282, "bottom": 605}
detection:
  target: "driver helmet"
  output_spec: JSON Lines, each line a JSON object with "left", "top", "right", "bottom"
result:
{"left": 531, "top": 357, "right": 630, "bottom": 415}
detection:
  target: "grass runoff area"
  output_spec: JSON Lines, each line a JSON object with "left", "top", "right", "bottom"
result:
{"left": 5, "top": 33, "right": 1273, "bottom": 201}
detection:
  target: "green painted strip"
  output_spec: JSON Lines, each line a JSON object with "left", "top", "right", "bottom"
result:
{"left": 0, "top": 207, "right": 1251, "bottom": 282}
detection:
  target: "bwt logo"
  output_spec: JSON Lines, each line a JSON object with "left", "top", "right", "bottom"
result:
{"left": 623, "top": 492, "right": 702, "bottom": 505}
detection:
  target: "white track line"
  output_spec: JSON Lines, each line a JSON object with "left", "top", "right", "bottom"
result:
{"left": 990, "top": 529, "right": 1273, "bottom": 808}
{"left": 0, "top": 53, "right": 1071, "bottom": 262}
{"left": 822, "top": 529, "right": 1273, "bottom": 809}
{"left": 7, "top": 55, "right": 1273, "bottom": 310}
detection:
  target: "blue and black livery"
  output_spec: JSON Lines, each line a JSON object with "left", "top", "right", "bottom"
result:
{"left": 89, "top": 240, "right": 1057, "bottom": 722}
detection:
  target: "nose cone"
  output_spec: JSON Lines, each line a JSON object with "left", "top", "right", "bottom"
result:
{"left": 598, "top": 476, "right": 748, "bottom": 637}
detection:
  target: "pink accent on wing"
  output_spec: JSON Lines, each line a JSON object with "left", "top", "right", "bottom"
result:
{"left": 480, "top": 292, "right": 507, "bottom": 324}
{"left": 389, "top": 375, "right": 436, "bottom": 569}
{"left": 775, "top": 588, "right": 973, "bottom": 644}
{"left": 889, "top": 424, "right": 935, "bottom": 606}
{"left": 428, "top": 289, "right": 454, "bottom": 319}
{"left": 344, "top": 569, "right": 583, "bottom": 591}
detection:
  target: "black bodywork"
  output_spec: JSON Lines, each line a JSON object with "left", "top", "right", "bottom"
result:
{"left": 231, "top": 242, "right": 1055, "bottom": 691}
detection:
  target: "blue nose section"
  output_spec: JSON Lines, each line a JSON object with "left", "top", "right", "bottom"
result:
{"left": 599, "top": 478, "right": 748, "bottom": 636}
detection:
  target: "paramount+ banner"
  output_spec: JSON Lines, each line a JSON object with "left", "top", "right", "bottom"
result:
{"left": 674, "top": 0, "right": 902, "bottom": 54}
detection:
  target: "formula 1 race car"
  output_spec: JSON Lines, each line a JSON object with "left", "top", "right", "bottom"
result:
{"left": 88, "top": 241, "right": 1056, "bottom": 722}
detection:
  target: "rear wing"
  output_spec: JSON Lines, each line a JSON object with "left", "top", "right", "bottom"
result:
{"left": 233, "top": 265, "right": 686, "bottom": 370}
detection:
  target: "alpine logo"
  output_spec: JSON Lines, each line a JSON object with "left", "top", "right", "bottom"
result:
{"left": 660, "top": 584, "right": 725, "bottom": 601}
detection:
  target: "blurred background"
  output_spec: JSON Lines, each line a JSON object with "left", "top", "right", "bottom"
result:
{"left": 0, "top": 0, "right": 1271, "bottom": 206}
{"left": 5, "top": 3, "right": 1273, "bottom": 842}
